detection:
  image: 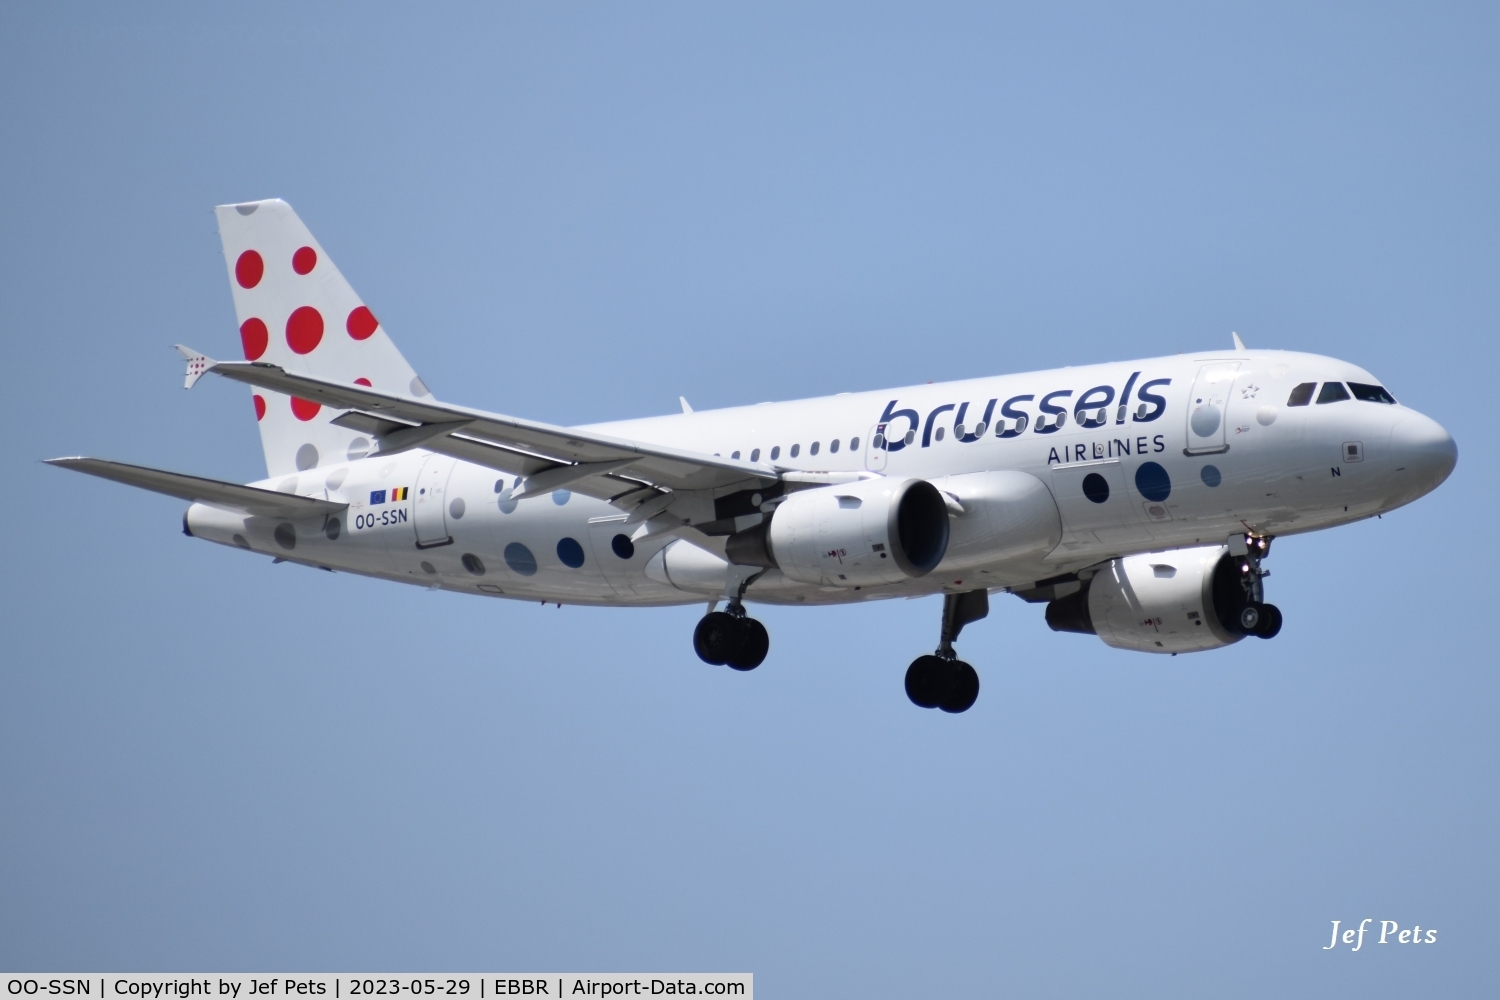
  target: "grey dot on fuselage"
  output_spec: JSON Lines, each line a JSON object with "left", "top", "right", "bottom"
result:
{"left": 232, "top": 534, "right": 250, "bottom": 549}
{"left": 1190, "top": 405, "right": 1221, "bottom": 437}
{"left": 296, "top": 444, "right": 319, "bottom": 471}
{"left": 410, "top": 376, "right": 430, "bottom": 397}
{"left": 420, "top": 561, "right": 437, "bottom": 575}
{"left": 277, "top": 476, "right": 298, "bottom": 493}
{"left": 325, "top": 469, "right": 348, "bottom": 491}
{"left": 274, "top": 523, "right": 296, "bottom": 550}
{"left": 346, "top": 438, "right": 370, "bottom": 461}
{"left": 449, "top": 497, "right": 466, "bottom": 519}
{"left": 235, "top": 203, "right": 258, "bottom": 215}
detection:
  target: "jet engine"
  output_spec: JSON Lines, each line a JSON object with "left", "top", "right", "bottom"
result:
{"left": 1044, "top": 544, "right": 1280, "bottom": 653}
{"left": 726, "top": 477, "right": 949, "bottom": 587}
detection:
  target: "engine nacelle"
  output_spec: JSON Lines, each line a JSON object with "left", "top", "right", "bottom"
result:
{"left": 927, "top": 470, "right": 1062, "bottom": 572}
{"left": 1045, "top": 545, "right": 1244, "bottom": 653}
{"left": 726, "top": 477, "right": 949, "bottom": 587}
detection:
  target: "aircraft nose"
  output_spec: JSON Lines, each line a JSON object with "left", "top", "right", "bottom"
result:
{"left": 1389, "top": 410, "right": 1457, "bottom": 495}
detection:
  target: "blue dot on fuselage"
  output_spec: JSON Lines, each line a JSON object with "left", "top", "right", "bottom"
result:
{"left": 552, "top": 489, "right": 571, "bottom": 506}
{"left": 1201, "top": 465, "right": 1222, "bottom": 488}
{"left": 557, "top": 536, "right": 585, "bottom": 568}
{"left": 1135, "top": 461, "right": 1171, "bottom": 502}
{"left": 504, "top": 542, "right": 537, "bottom": 576}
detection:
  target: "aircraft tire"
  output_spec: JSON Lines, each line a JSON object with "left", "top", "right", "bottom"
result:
{"left": 905, "top": 654, "right": 958, "bottom": 709}
{"left": 726, "top": 617, "right": 769, "bottom": 671}
{"left": 1253, "top": 603, "right": 1283, "bottom": 639}
{"left": 693, "top": 611, "right": 741, "bottom": 666}
{"left": 939, "top": 661, "right": 980, "bottom": 714}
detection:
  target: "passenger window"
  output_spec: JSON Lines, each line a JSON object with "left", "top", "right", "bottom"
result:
{"left": 750, "top": 448, "right": 760, "bottom": 462}
{"left": 732, "top": 450, "right": 741, "bottom": 459}
{"left": 830, "top": 438, "right": 840, "bottom": 453}
{"left": 770, "top": 446, "right": 780, "bottom": 460}
{"left": 850, "top": 436, "right": 860, "bottom": 451}
{"left": 810, "top": 441, "right": 820, "bottom": 456}
{"left": 1317, "top": 382, "right": 1351, "bottom": 404}
{"left": 790, "top": 444, "right": 800, "bottom": 458}
{"left": 1287, "top": 383, "right": 1316, "bottom": 406}
{"left": 1348, "top": 382, "right": 1397, "bottom": 404}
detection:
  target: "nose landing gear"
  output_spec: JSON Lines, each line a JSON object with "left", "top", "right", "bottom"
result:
{"left": 1225, "top": 534, "right": 1283, "bottom": 639}
{"left": 905, "top": 589, "right": 988, "bottom": 713}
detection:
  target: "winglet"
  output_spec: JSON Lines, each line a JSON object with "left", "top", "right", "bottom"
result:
{"left": 1231, "top": 331, "right": 1247, "bottom": 351}
{"left": 679, "top": 396, "right": 693, "bottom": 414}
{"left": 175, "top": 344, "right": 216, "bottom": 389}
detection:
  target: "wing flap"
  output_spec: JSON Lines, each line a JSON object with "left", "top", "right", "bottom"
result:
{"left": 46, "top": 458, "right": 347, "bottom": 518}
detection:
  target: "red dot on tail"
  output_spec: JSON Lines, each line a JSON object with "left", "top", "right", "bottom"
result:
{"left": 292, "top": 246, "right": 317, "bottom": 274}
{"left": 285, "top": 306, "right": 324, "bottom": 354}
{"left": 291, "top": 396, "right": 321, "bottom": 421}
{"left": 239, "top": 317, "right": 269, "bottom": 360}
{"left": 253, "top": 395, "right": 266, "bottom": 421}
{"left": 354, "top": 377, "right": 372, "bottom": 387}
{"left": 346, "top": 305, "right": 379, "bottom": 340}
{"left": 235, "top": 250, "right": 264, "bottom": 288}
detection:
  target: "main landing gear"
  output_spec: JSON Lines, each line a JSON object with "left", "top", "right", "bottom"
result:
{"left": 905, "top": 589, "right": 989, "bottom": 714}
{"left": 693, "top": 569, "right": 769, "bottom": 671}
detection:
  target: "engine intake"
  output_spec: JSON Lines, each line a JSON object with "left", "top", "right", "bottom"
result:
{"left": 726, "top": 477, "right": 949, "bottom": 587}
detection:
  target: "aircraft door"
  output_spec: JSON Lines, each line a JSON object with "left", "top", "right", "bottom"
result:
{"left": 413, "top": 453, "right": 456, "bottom": 548}
{"left": 865, "top": 425, "right": 888, "bottom": 472}
{"left": 1184, "top": 362, "right": 1240, "bottom": 455}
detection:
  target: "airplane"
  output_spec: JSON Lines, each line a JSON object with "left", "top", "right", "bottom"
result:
{"left": 49, "top": 199, "right": 1457, "bottom": 714}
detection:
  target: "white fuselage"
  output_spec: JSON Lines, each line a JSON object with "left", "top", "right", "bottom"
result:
{"left": 184, "top": 349, "right": 1455, "bottom": 608}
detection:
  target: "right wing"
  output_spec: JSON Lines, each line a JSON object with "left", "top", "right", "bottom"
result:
{"left": 46, "top": 457, "right": 347, "bottom": 519}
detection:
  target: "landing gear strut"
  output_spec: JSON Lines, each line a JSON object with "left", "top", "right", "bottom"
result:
{"left": 906, "top": 589, "right": 988, "bottom": 713}
{"left": 1227, "top": 534, "right": 1282, "bottom": 639}
{"left": 693, "top": 569, "right": 769, "bottom": 671}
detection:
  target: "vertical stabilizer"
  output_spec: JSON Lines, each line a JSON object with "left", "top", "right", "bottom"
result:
{"left": 215, "top": 199, "right": 430, "bottom": 477}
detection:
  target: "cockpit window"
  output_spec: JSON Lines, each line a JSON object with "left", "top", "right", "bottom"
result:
{"left": 1287, "top": 382, "right": 1316, "bottom": 406}
{"left": 1348, "top": 382, "right": 1397, "bottom": 404}
{"left": 1316, "top": 382, "right": 1351, "bottom": 404}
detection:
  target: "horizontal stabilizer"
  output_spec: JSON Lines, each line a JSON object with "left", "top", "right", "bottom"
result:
{"left": 175, "top": 344, "right": 215, "bottom": 389}
{"left": 45, "top": 458, "right": 347, "bottom": 518}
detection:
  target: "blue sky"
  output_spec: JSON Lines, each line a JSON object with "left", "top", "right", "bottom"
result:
{"left": 1, "top": 4, "right": 1495, "bottom": 996}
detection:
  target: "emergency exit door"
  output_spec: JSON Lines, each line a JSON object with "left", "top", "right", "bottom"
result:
{"left": 413, "top": 454, "right": 456, "bottom": 548}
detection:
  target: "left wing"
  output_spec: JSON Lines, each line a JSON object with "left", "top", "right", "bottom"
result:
{"left": 179, "top": 347, "right": 781, "bottom": 527}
